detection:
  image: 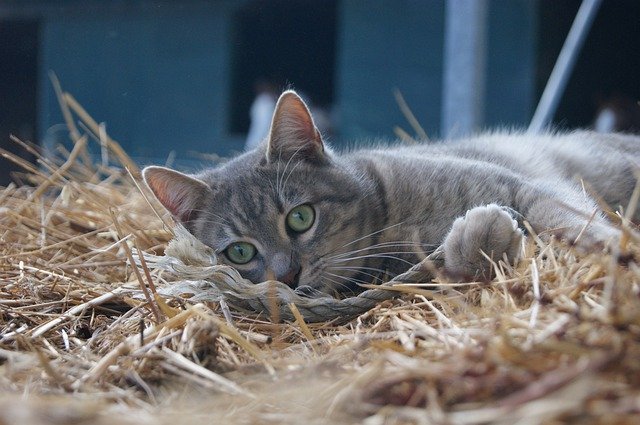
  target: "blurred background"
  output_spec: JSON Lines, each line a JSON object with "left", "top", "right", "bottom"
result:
{"left": 1, "top": 0, "right": 639, "bottom": 184}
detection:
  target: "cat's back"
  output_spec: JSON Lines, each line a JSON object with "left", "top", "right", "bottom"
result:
{"left": 351, "top": 130, "right": 639, "bottom": 180}
{"left": 348, "top": 131, "right": 639, "bottom": 210}
{"left": 456, "top": 131, "right": 640, "bottom": 184}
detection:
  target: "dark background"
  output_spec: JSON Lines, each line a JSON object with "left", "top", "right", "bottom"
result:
{"left": 1, "top": 0, "right": 639, "bottom": 185}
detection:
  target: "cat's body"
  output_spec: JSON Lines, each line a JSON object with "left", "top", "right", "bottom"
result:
{"left": 144, "top": 91, "right": 639, "bottom": 295}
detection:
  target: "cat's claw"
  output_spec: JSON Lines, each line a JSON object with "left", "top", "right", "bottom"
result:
{"left": 443, "top": 204, "right": 524, "bottom": 280}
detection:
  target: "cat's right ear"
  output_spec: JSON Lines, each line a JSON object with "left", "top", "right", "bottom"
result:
{"left": 142, "top": 166, "right": 211, "bottom": 223}
{"left": 266, "top": 90, "right": 325, "bottom": 163}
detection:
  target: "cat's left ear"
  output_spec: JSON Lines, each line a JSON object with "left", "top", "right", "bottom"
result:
{"left": 267, "top": 90, "right": 325, "bottom": 163}
{"left": 142, "top": 166, "right": 211, "bottom": 224}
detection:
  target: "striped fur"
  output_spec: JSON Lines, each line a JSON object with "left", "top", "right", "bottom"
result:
{"left": 144, "top": 91, "right": 639, "bottom": 293}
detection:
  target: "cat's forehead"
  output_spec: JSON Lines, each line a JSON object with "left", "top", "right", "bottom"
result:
{"left": 197, "top": 173, "right": 305, "bottom": 248}
{"left": 199, "top": 158, "right": 308, "bottom": 219}
{"left": 218, "top": 169, "right": 312, "bottom": 212}
{"left": 203, "top": 147, "right": 355, "bottom": 197}
{"left": 204, "top": 151, "right": 323, "bottom": 199}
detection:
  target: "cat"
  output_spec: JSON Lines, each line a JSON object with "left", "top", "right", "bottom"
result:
{"left": 143, "top": 90, "right": 639, "bottom": 295}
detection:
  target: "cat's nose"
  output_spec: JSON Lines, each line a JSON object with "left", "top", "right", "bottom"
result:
{"left": 270, "top": 253, "right": 301, "bottom": 288}
{"left": 278, "top": 265, "right": 301, "bottom": 288}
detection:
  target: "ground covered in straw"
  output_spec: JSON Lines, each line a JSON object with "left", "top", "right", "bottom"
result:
{"left": 1, "top": 93, "right": 640, "bottom": 424}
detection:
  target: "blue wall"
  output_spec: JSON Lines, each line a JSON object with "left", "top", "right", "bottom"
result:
{"left": 39, "top": 2, "right": 238, "bottom": 165}
{"left": 336, "top": 0, "right": 536, "bottom": 141}
{"left": 34, "top": 0, "right": 537, "bottom": 165}
{"left": 336, "top": 0, "right": 445, "bottom": 141}
{"left": 485, "top": 0, "right": 537, "bottom": 129}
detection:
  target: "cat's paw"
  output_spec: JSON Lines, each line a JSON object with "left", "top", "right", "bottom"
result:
{"left": 443, "top": 204, "right": 524, "bottom": 280}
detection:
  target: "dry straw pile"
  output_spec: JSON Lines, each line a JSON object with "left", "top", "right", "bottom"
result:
{"left": 1, "top": 89, "right": 640, "bottom": 425}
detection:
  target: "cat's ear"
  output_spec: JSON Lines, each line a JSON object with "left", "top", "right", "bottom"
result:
{"left": 142, "top": 166, "right": 211, "bottom": 223}
{"left": 267, "top": 90, "right": 325, "bottom": 162}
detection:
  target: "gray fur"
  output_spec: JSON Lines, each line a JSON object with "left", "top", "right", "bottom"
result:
{"left": 143, "top": 91, "right": 639, "bottom": 294}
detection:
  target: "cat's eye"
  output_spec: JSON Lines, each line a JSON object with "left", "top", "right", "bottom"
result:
{"left": 225, "top": 242, "right": 256, "bottom": 264}
{"left": 286, "top": 204, "right": 315, "bottom": 233}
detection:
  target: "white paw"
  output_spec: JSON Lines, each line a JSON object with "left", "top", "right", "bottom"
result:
{"left": 443, "top": 204, "right": 524, "bottom": 280}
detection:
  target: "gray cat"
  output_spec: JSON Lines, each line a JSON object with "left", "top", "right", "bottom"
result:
{"left": 143, "top": 90, "right": 638, "bottom": 295}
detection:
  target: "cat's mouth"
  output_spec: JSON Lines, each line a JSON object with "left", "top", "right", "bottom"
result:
{"left": 291, "top": 269, "right": 301, "bottom": 288}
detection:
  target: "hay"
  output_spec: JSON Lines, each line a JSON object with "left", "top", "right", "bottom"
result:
{"left": 1, "top": 90, "right": 640, "bottom": 424}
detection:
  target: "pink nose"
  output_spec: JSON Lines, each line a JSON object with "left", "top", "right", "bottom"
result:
{"left": 279, "top": 266, "right": 301, "bottom": 288}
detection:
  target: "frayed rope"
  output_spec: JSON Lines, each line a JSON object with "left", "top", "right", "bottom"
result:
{"left": 134, "top": 226, "right": 444, "bottom": 323}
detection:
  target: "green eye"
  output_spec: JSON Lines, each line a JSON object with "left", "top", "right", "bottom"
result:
{"left": 225, "top": 242, "right": 256, "bottom": 264}
{"left": 286, "top": 204, "right": 315, "bottom": 233}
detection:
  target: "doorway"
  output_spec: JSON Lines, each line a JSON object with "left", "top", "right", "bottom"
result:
{"left": 0, "top": 19, "right": 39, "bottom": 185}
{"left": 537, "top": 0, "right": 640, "bottom": 129}
{"left": 228, "top": 0, "right": 338, "bottom": 135}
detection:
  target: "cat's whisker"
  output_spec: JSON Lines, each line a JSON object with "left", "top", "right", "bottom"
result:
{"left": 325, "top": 241, "right": 435, "bottom": 260}
{"left": 195, "top": 220, "right": 232, "bottom": 228}
{"left": 268, "top": 180, "right": 277, "bottom": 199}
{"left": 319, "top": 239, "right": 421, "bottom": 260}
{"left": 327, "top": 247, "right": 425, "bottom": 262}
{"left": 281, "top": 159, "right": 303, "bottom": 196}
{"left": 316, "top": 273, "right": 352, "bottom": 294}
{"left": 191, "top": 209, "right": 232, "bottom": 225}
{"left": 328, "top": 265, "right": 393, "bottom": 276}
{"left": 275, "top": 150, "right": 283, "bottom": 199}
{"left": 325, "top": 271, "right": 373, "bottom": 287}
{"left": 330, "top": 221, "right": 407, "bottom": 253}
{"left": 183, "top": 217, "right": 229, "bottom": 228}
{"left": 191, "top": 220, "right": 231, "bottom": 229}
{"left": 279, "top": 146, "right": 302, "bottom": 190}
{"left": 328, "top": 266, "right": 391, "bottom": 283}
{"left": 320, "top": 274, "right": 353, "bottom": 294}
{"left": 330, "top": 252, "right": 417, "bottom": 266}
{"left": 277, "top": 146, "right": 304, "bottom": 199}
{"left": 189, "top": 214, "right": 231, "bottom": 227}
{"left": 324, "top": 271, "right": 361, "bottom": 286}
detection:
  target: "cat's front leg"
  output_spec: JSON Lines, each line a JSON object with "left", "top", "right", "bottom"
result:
{"left": 443, "top": 204, "right": 524, "bottom": 280}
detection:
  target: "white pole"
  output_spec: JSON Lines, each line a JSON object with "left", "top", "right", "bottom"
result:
{"left": 441, "top": 0, "right": 488, "bottom": 139}
{"left": 528, "top": 0, "right": 602, "bottom": 134}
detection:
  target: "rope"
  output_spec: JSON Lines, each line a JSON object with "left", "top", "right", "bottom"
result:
{"left": 138, "top": 226, "right": 444, "bottom": 323}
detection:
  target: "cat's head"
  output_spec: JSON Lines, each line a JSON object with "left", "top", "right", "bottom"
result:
{"left": 143, "top": 91, "right": 385, "bottom": 294}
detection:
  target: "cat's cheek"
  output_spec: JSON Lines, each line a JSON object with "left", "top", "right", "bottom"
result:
{"left": 297, "top": 266, "right": 325, "bottom": 292}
